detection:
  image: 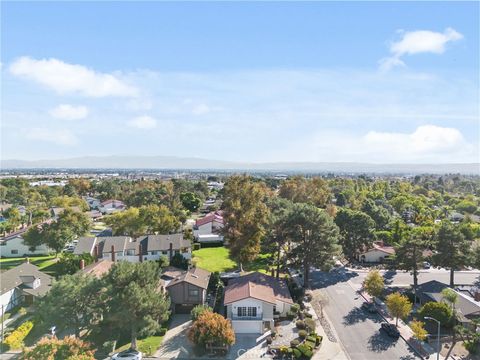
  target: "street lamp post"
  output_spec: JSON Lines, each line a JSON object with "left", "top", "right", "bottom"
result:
{"left": 424, "top": 316, "right": 441, "bottom": 360}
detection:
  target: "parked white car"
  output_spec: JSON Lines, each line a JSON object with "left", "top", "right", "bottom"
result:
{"left": 111, "top": 349, "right": 143, "bottom": 360}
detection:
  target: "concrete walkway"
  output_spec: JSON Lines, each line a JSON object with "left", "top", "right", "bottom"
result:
{"left": 155, "top": 315, "right": 193, "bottom": 359}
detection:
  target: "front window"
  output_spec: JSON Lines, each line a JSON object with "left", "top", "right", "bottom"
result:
{"left": 189, "top": 289, "right": 199, "bottom": 297}
{"left": 11, "top": 249, "right": 18, "bottom": 254}
{"left": 237, "top": 307, "right": 257, "bottom": 317}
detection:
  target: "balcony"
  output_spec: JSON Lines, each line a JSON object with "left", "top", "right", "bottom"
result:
{"left": 230, "top": 314, "right": 262, "bottom": 321}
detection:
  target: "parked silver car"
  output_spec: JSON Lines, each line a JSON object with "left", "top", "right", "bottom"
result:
{"left": 111, "top": 349, "right": 143, "bottom": 360}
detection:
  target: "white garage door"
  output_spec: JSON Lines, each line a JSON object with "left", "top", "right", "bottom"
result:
{"left": 232, "top": 320, "right": 262, "bottom": 334}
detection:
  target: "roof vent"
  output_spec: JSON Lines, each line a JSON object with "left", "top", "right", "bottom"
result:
{"left": 191, "top": 274, "right": 199, "bottom": 278}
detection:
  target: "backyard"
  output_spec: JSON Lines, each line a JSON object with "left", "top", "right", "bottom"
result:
{"left": 0, "top": 255, "right": 57, "bottom": 272}
{"left": 192, "top": 246, "right": 273, "bottom": 274}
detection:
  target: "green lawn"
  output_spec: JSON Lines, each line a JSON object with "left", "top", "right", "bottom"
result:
{"left": 0, "top": 255, "right": 57, "bottom": 272}
{"left": 192, "top": 247, "right": 237, "bottom": 273}
{"left": 115, "top": 336, "right": 163, "bottom": 356}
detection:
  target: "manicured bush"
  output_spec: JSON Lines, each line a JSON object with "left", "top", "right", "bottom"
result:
{"left": 296, "top": 320, "right": 306, "bottom": 329}
{"left": 279, "top": 346, "right": 289, "bottom": 354}
{"left": 305, "top": 318, "right": 316, "bottom": 332}
{"left": 298, "top": 330, "right": 308, "bottom": 339}
{"left": 291, "top": 303, "right": 300, "bottom": 314}
{"left": 286, "top": 311, "right": 296, "bottom": 320}
{"left": 315, "top": 335, "right": 323, "bottom": 346}
{"left": 193, "top": 243, "right": 201, "bottom": 250}
{"left": 292, "top": 347, "right": 302, "bottom": 359}
{"left": 290, "top": 339, "right": 300, "bottom": 347}
{"left": 306, "top": 335, "right": 317, "bottom": 343}
{"left": 297, "top": 344, "right": 314, "bottom": 358}
{"left": 305, "top": 340, "right": 316, "bottom": 349}
{"left": 4, "top": 320, "right": 34, "bottom": 349}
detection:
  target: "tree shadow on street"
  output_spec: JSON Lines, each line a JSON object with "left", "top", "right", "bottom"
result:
{"left": 383, "top": 269, "right": 397, "bottom": 285}
{"left": 342, "top": 306, "right": 382, "bottom": 326}
{"left": 310, "top": 269, "right": 359, "bottom": 289}
{"left": 367, "top": 330, "right": 398, "bottom": 352}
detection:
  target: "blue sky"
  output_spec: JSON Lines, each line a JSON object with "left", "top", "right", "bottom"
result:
{"left": 2, "top": 1, "right": 479, "bottom": 163}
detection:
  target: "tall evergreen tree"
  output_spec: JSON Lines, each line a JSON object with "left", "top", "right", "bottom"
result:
{"left": 284, "top": 203, "right": 340, "bottom": 288}
{"left": 335, "top": 208, "right": 375, "bottom": 260}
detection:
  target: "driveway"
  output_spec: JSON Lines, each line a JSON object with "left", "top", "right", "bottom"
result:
{"left": 155, "top": 315, "right": 268, "bottom": 359}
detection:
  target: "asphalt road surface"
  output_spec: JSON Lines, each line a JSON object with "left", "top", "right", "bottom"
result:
{"left": 310, "top": 269, "right": 428, "bottom": 360}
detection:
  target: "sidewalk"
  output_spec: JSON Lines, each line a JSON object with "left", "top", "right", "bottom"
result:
{"left": 360, "top": 290, "right": 445, "bottom": 360}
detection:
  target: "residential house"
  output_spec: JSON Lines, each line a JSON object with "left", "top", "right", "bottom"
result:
{"left": 193, "top": 211, "right": 224, "bottom": 243}
{"left": 165, "top": 267, "right": 211, "bottom": 313}
{"left": 74, "top": 233, "right": 192, "bottom": 262}
{"left": 84, "top": 196, "right": 101, "bottom": 210}
{"left": 98, "top": 199, "right": 126, "bottom": 214}
{"left": 224, "top": 272, "right": 293, "bottom": 334}
{"left": 417, "top": 280, "right": 480, "bottom": 326}
{"left": 80, "top": 259, "right": 114, "bottom": 278}
{"left": 50, "top": 206, "right": 82, "bottom": 219}
{"left": 0, "top": 230, "right": 52, "bottom": 258}
{"left": 0, "top": 262, "right": 52, "bottom": 314}
{"left": 358, "top": 242, "right": 395, "bottom": 263}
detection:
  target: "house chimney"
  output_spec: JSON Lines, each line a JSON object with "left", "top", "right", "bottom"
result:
{"left": 79, "top": 259, "right": 85, "bottom": 270}
{"left": 169, "top": 242, "right": 173, "bottom": 260}
{"left": 94, "top": 244, "right": 99, "bottom": 262}
{"left": 111, "top": 245, "right": 115, "bottom": 262}
{"left": 139, "top": 244, "right": 143, "bottom": 263}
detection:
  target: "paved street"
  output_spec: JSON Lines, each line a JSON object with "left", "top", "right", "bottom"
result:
{"left": 347, "top": 268, "right": 480, "bottom": 287}
{"left": 311, "top": 270, "right": 420, "bottom": 360}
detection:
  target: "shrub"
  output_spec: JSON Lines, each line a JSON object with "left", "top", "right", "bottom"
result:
{"left": 20, "top": 336, "right": 95, "bottom": 360}
{"left": 291, "top": 303, "right": 300, "bottom": 314}
{"left": 316, "top": 335, "right": 323, "bottom": 346}
{"left": 188, "top": 310, "right": 235, "bottom": 348}
{"left": 298, "top": 330, "right": 308, "bottom": 339}
{"left": 279, "top": 346, "right": 289, "bottom": 354}
{"left": 305, "top": 340, "right": 316, "bottom": 349}
{"left": 464, "top": 340, "right": 479, "bottom": 354}
{"left": 170, "top": 253, "right": 189, "bottom": 270}
{"left": 304, "top": 311, "right": 313, "bottom": 318}
{"left": 305, "top": 318, "right": 316, "bottom": 332}
{"left": 306, "top": 335, "right": 317, "bottom": 343}
{"left": 158, "top": 327, "right": 168, "bottom": 336}
{"left": 418, "top": 301, "right": 453, "bottom": 327}
{"left": 18, "top": 307, "right": 27, "bottom": 316}
{"left": 297, "top": 344, "right": 314, "bottom": 358}
{"left": 292, "top": 348, "right": 302, "bottom": 359}
{"left": 290, "top": 339, "right": 300, "bottom": 347}
{"left": 193, "top": 243, "right": 201, "bottom": 250}
{"left": 296, "top": 320, "right": 306, "bottom": 329}
{"left": 286, "top": 311, "right": 296, "bottom": 320}
{"left": 4, "top": 320, "right": 34, "bottom": 349}
{"left": 190, "top": 304, "right": 213, "bottom": 322}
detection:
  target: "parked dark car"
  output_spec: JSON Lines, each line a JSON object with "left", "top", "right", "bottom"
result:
{"left": 381, "top": 323, "right": 400, "bottom": 338}
{"left": 361, "top": 301, "right": 377, "bottom": 313}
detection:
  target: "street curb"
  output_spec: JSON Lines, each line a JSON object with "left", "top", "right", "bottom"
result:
{"left": 357, "top": 290, "right": 428, "bottom": 360}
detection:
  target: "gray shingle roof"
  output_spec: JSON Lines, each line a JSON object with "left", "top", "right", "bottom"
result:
{"left": 166, "top": 267, "right": 211, "bottom": 290}
{"left": 1, "top": 262, "right": 52, "bottom": 296}
{"left": 102, "top": 236, "right": 130, "bottom": 253}
{"left": 146, "top": 234, "right": 190, "bottom": 252}
{"left": 74, "top": 237, "right": 97, "bottom": 255}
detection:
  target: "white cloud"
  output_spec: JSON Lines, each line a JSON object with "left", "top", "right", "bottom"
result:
{"left": 9, "top": 56, "right": 138, "bottom": 97}
{"left": 49, "top": 104, "right": 88, "bottom": 120}
{"left": 380, "top": 28, "right": 463, "bottom": 71}
{"left": 127, "top": 115, "right": 157, "bottom": 129}
{"left": 25, "top": 128, "right": 78, "bottom": 145}
{"left": 192, "top": 103, "right": 210, "bottom": 115}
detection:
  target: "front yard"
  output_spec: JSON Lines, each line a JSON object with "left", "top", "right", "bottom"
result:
{"left": 114, "top": 335, "right": 164, "bottom": 356}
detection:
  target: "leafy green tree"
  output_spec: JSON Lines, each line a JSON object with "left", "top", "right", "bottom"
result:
{"left": 139, "top": 204, "right": 179, "bottom": 234}
{"left": 385, "top": 292, "right": 412, "bottom": 326}
{"left": 57, "top": 253, "right": 95, "bottom": 275}
{"left": 279, "top": 176, "right": 331, "bottom": 208}
{"left": 441, "top": 288, "right": 459, "bottom": 311}
{"left": 102, "top": 261, "right": 170, "bottom": 350}
{"left": 23, "top": 224, "right": 49, "bottom": 252}
{"left": 335, "top": 208, "right": 376, "bottom": 260}
{"left": 180, "top": 192, "right": 202, "bottom": 212}
{"left": 418, "top": 301, "right": 453, "bottom": 327}
{"left": 170, "top": 253, "right": 189, "bottom": 270}
{"left": 222, "top": 175, "right": 270, "bottom": 269}
{"left": 363, "top": 270, "right": 384, "bottom": 302}
{"left": 105, "top": 207, "right": 144, "bottom": 238}
{"left": 361, "top": 199, "right": 391, "bottom": 230}
{"left": 38, "top": 273, "right": 102, "bottom": 337}
{"left": 46, "top": 208, "right": 90, "bottom": 255}
{"left": 284, "top": 203, "right": 340, "bottom": 287}
{"left": 434, "top": 221, "right": 471, "bottom": 287}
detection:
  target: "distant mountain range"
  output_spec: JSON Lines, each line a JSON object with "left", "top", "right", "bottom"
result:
{"left": 1, "top": 156, "right": 479, "bottom": 174}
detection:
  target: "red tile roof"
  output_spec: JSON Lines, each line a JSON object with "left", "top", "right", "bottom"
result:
{"left": 195, "top": 212, "right": 224, "bottom": 227}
